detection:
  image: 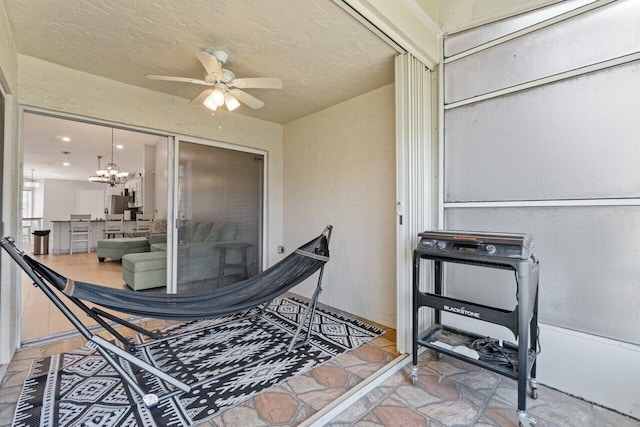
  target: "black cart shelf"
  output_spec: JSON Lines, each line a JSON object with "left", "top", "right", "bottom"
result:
{"left": 411, "top": 230, "right": 540, "bottom": 427}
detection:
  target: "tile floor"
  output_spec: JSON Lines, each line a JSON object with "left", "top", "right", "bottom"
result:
{"left": 1, "top": 316, "right": 639, "bottom": 426}
{"left": 327, "top": 350, "right": 640, "bottom": 426}
{"left": 0, "top": 315, "right": 397, "bottom": 427}
{"left": 3, "top": 252, "right": 639, "bottom": 426}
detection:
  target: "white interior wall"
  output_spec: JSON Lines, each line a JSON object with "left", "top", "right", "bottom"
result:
{"left": 283, "top": 84, "right": 396, "bottom": 327}
{"left": 153, "top": 137, "right": 168, "bottom": 219}
{"left": 32, "top": 182, "right": 44, "bottom": 217}
{"left": 42, "top": 179, "right": 108, "bottom": 231}
{"left": 143, "top": 144, "right": 156, "bottom": 215}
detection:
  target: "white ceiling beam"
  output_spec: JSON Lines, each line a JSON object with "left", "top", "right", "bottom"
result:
{"left": 334, "top": 0, "right": 440, "bottom": 69}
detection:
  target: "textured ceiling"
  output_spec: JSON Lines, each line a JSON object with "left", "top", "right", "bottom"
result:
{"left": 5, "top": 0, "right": 397, "bottom": 124}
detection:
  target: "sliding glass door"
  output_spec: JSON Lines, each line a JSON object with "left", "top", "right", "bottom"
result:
{"left": 174, "top": 140, "right": 264, "bottom": 293}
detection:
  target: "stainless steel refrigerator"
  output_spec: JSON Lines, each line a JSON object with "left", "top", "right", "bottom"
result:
{"left": 110, "top": 195, "right": 131, "bottom": 214}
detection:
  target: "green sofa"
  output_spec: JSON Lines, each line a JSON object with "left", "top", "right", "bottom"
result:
{"left": 96, "top": 237, "right": 150, "bottom": 262}
{"left": 122, "top": 251, "right": 169, "bottom": 291}
{"left": 121, "top": 221, "right": 246, "bottom": 290}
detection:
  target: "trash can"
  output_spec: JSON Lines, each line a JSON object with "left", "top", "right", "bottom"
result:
{"left": 32, "top": 230, "right": 50, "bottom": 255}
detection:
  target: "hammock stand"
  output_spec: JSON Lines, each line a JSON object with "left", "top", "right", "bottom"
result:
{"left": 1, "top": 225, "right": 332, "bottom": 407}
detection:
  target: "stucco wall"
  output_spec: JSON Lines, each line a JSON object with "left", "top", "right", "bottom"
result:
{"left": 283, "top": 84, "right": 396, "bottom": 327}
{"left": 0, "top": 2, "right": 17, "bottom": 91}
{"left": 17, "top": 55, "right": 284, "bottom": 266}
{"left": 0, "top": 0, "right": 20, "bottom": 364}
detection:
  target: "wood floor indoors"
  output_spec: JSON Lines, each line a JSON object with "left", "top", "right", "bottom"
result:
{"left": 1, "top": 248, "right": 638, "bottom": 426}
{"left": 20, "top": 249, "right": 131, "bottom": 342}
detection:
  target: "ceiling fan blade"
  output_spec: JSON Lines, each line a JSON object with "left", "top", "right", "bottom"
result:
{"left": 231, "top": 77, "right": 283, "bottom": 89}
{"left": 229, "top": 89, "right": 265, "bottom": 109}
{"left": 146, "top": 75, "right": 211, "bottom": 86}
{"left": 190, "top": 89, "right": 214, "bottom": 105}
{"left": 196, "top": 51, "right": 224, "bottom": 80}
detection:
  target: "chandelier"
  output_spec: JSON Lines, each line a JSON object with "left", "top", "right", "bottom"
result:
{"left": 88, "top": 129, "right": 128, "bottom": 187}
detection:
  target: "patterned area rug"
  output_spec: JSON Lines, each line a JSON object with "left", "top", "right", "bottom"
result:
{"left": 12, "top": 297, "right": 383, "bottom": 427}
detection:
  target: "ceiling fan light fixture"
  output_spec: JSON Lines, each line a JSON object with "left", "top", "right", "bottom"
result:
{"left": 203, "top": 95, "right": 218, "bottom": 111}
{"left": 225, "top": 93, "right": 241, "bottom": 111}
{"left": 212, "top": 87, "right": 226, "bottom": 106}
{"left": 148, "top": 49, "right": 281, "bottom": 113}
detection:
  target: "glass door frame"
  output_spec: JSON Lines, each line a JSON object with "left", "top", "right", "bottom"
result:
{"left": 167, "top": 135, "right": 268, "bottom": 294}
{"left": 15, "top": 107, "right": 171, "bottom": 346}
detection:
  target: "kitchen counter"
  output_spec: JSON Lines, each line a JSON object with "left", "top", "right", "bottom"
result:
{"left": 51, "top": 219, "right": 138, "bottom": 223}
{"left": 52, "top": 220, "right": 141, "bottom": 254}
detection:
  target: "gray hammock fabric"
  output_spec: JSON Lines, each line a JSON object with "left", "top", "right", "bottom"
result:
{"left": 18, "top": 232, "right": 330, "bottom": 320}
{"left": 1, "top": 227, "right": 332, "bottom": 407}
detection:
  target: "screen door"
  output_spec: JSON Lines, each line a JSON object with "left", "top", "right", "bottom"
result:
{"left": 174, "top": 140, "right": 264, "bottom": 293}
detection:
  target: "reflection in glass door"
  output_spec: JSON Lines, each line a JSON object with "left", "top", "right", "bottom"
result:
{"left": 175, "top": 141, "right": 264, "bottom": 293}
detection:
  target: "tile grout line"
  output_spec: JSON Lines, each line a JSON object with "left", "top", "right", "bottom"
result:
{"left": 470, "top": 371, "right": 504, "bottom": 425}
{"left": 301, "top": 354, "right": 410, "bottom": 426}
{"left": 346, "top": 361, "right": 413, "bottom": 426}
{"left": 0, "top": 364, "right": 7, "bottom": 388}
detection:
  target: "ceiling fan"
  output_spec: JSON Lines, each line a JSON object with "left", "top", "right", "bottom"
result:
{"left": 146, "top": 49, "right": 282, "bottom": 111}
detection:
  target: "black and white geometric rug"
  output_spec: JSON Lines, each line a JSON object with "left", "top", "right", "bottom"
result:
{"left": 12, "top": 297, "right": 383, "bottom": 427}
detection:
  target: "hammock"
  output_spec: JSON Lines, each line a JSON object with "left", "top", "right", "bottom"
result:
{"left": 20, "top": 231, "right": 330, "bottom": 320}
{"left": 0, "top": 226, "right": 332, "bottom": 407}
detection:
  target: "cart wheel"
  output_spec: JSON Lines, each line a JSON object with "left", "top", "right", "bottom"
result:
{"left": 528, "top": 379, "right": 539, "bottom": 400}
{"left": 518, "top": 410, "right": 537, "bottom": 426}
{"left": 410, "top": 365, "right": 419, "bottom": 385}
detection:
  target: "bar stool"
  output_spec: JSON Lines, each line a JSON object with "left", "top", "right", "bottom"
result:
{"left": 132, "top": 213, "right": 154, "bottom": 237}
{"left": 70, "top": 214, "right": 91, "bottom": 254}
{"left": 104, "top": 214, "right": 125, "bottom": 239}
{"left": 22, "top": 220, "right": 33, "bottom": 242}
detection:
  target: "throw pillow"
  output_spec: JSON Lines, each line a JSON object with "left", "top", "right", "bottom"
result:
{"left": 205, "top": 222, "right": 223, "bottom": 242}
{"left": 192, "top": 221, "right": 214, "bottom": 242}
{"left": 149, "top": 218, "right": 167, "bottom": 234}
{"left": 220, "top": 222, "right": 238, "bottom": 241}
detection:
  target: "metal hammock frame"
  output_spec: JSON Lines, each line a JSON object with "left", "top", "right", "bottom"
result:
{"left": 0, "top": 225, "right": 332, "bottom": 407}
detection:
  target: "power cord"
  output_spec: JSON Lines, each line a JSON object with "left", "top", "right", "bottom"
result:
{"left": 471, "top": 337, "right": 519, "bottom": 371}
{"left": 471, "top": 326, "right": 542, "bottom": 372}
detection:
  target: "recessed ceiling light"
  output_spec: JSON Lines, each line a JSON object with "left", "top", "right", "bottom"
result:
{"left": 62, "top": 136, "right": 71, "bottom": 142}
{"left": 116, "top": 144, "right": 124, "bottom": 149}
{"left": 63, "top": 162, "right": 70, "bottom": 167}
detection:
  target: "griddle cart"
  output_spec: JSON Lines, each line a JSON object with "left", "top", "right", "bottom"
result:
{"left": 411, "top": 230, "right": 540, "bottom": 427}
